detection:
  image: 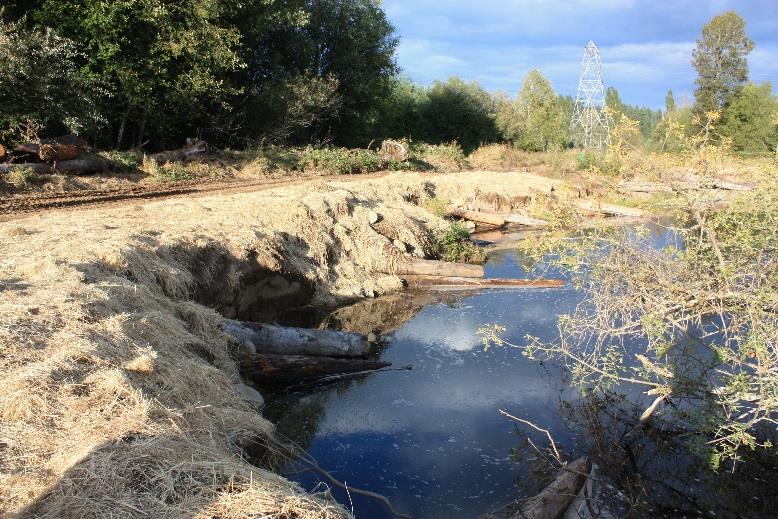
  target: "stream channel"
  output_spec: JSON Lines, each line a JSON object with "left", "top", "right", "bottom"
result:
{"left": 263, "top": 224, "right": 680, "bottom": 518}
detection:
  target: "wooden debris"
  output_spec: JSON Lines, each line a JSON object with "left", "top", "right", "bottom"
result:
{"left": 393, "top": 258, "right": 485, "bottom": 278}
{"left": 512, "top": 457, "right": 591, "bottom": 519}
{"left": 380, "top": 139, "right": 409, "bottom": 162}
{"left": 13, "top": 135, "right": 89, "bottom": 162}
{"left": 403, "top": 275, "right": 565, "bottom": 290}
{"left": 446, "top": 207, "right": 506, "bottom": 227}
{"left": 223, "top": 320, "right": 371, "bottom": 358}
{"left": 148, "top": 138, "right": 207, "bottom": 164}
{"left": 240, "top": 353, "right": 391, "bottom": 385}
{"left": 575, "top": 200, "right": 646, "bottom": 218}
{"left": 0, "top": 158, "right": 107, "bottom": 175}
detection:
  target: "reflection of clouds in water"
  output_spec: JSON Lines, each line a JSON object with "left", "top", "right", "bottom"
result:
{"left": 394, "top": 309, "right": 482, "bottom": 351}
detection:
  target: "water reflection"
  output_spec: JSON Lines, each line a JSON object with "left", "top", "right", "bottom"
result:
{"left": 266, "top": 243, "right": 585, "bottom": 518}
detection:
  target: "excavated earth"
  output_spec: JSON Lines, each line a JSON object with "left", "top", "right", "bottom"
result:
{"left": 0, "top": 170, "right": 562, "bottom": 518}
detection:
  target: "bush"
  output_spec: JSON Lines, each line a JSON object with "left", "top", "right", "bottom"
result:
{"left": 298, "top": 147, "right": 386, "bottom": 174}
{"left": 410, "top": 142, "right": 468, "bottom": 172}
{"left": 436, "top": 222, "right": 487, "bottom": 264}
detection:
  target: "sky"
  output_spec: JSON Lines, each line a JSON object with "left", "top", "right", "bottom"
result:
{"left": 383, "top": 0, "right": 778, "bottom": 109}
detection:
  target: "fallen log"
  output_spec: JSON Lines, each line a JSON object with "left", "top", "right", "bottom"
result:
{"left": 446, "top": 207, "right": 506, "bottom": 227}
{"left": 14, "top": 135, "right": 89, "bottom": 162}
{"left": 617, "top": 180, "right": 674, "bottom": 194}
{"left": 0, "top": 144, "right": 5, "bottom": 162}
{"left": 148, "top": 138, "right": 207, "bottom": 164}
{"left": 512, "top": 457, "right": 591, "bottom": 519}
{"left": 403, "top": 275, "right": 565, "bottom": 290}
{"left": 223, "top": 320, "right": 371, "bottom": 358}
{"left": 575, "top": 200, "right": 645, "bottom": 218}
{"left": 240, "top": 353, "right": 391, "bottom": 384}
{"left": 0, "top": 158, "right": 107, "bottom": 175}
{"left": 712, "top": 180, "right": 754, "bottom": 191}
{"left": 474, "top": 209, "right": 550, "bottom": 228}
{"left": 393, "top": 258, "right": 484, "bottom": 278}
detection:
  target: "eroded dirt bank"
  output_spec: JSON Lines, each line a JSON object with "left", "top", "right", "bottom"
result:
{"left": 0, "top": 170, "right": 561, "bottom": 518}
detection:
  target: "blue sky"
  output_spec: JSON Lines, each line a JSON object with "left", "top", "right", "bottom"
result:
{"left": 383, "top": 0, "right": 778, "bottom": 109}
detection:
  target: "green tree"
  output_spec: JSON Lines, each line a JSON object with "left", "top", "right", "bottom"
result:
{"left": 35, "top": 0, "right": 244, "bottom": 149}
{"left": 0, "top": 18, "right": 98, "bottom": 144}
{"left": 423, "top": 77, "right": 501, "bottom": 153}
{"left": 605, "top": 86, "right": 623, "bottom": 113}
{"left": 692, "top": 12, "right": 754, "bottom": 114}
{"left": 719, "top": 82, "right": 778, "bottom": 154}
{"left": 665, "top": 90, "right": 676, "bottom": 114}
{"left": 497, "top": 70, "right": 565, "bottom": 151}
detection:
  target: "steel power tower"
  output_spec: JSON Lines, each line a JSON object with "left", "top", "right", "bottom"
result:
{"left": 571, "top": 41, "right": 610, "bottom": 148}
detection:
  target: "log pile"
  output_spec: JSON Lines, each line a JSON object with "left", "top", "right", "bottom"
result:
{"left": 223, "top": 320, "right": 391, "bottom": 386}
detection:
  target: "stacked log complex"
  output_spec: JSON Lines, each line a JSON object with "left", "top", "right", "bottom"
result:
{"left": 223, "top": 320, "right": 390, "bottom": 386}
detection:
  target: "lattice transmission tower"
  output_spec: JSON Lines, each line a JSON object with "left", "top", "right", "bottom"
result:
{"left": 571, "top": 41, "right": 610, "bottom": 148}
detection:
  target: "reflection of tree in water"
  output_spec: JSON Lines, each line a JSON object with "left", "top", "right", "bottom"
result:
{"left": 510, "top": 390, "right": 778, "bottom": 518}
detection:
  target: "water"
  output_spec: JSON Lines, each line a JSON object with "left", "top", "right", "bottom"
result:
{"left": 263, "top": 224, "right": 680, "bottom": 518}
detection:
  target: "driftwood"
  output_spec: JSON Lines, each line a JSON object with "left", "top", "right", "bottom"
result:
{"left": 575, "top": 200, "right": 646, "bottom": 218}
{"left": 223, "top": 320, "right": 371, "bottom": 358}
{"left": 403, "top": 275, "right": 565, "bottom": 290}
{"left": 0, "top": 158, "right": 107, "bottom": 175}
{"left": 240, "top": 353, "right": 391, "bottom": 384}
{"left": 512, "top": 457, "right": 591, "bottom": 519}
{"left": 148, "top": 138, "right": 207, "bottom": 164}
{"left": 393, "top": 258, "right": 485, "bottom": 278}
{"left": 380, "top": 139, "right": 409, "bottom": 162}
{"left": 13, "top": 135, "right": 89, "bottom": 162}
{"left": 446, "top": 207, "right": 506, "bottom": 227}
{"left": 618, "top": 178, "right": 753, "bottom": 194}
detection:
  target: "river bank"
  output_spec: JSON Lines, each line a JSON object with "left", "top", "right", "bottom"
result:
{"left": 0, "top": 169, "right": 567, "bottom": 517}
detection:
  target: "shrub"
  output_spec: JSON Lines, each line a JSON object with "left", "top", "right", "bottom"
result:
{"left": 411, "top": 142, "right": 468, "bottom": 172}
{"left": 435, "top": 222, "right": 487, "bottom": 264}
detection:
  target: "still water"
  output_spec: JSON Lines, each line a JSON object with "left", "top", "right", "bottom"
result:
{"left": 264, "top": 225, "right": 679, "bottom": 518}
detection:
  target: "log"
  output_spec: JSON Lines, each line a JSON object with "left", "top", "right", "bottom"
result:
{"left": 0, "top": 158, "right": 107, "bottom": 175}
{"left": 471, "top": 209, "right": 550, "bottom": 228}
{"left": 446, "top": 207, "right": 506, "bottom": 227}
{"left": 575, "top": 200, "right": 645, "bottom": 218}
{"left": 223, "top": 320, "right": 371, "bottom": 358}
{"left": 393, "top": 258, "right": 484, "bottom": 278}
{"left": 240, "top": 353, "right": 391, "bottom": 385}
{"left": 148, "top": 139, "right": 207, "bottom": 164}
{"left": 512, "top": 457, "right": 591, "bottom": 519}
{"left": 0, "top": 144, "right": 5, "bottom": 162}
{"left": 403, "top": 275, "right": 565, "bottom": 290}
{"left": 712, "top": 180, "right": 754, "bottom": 191}
{"left": 39, "top": 143, "right": 83, "bottom": 162}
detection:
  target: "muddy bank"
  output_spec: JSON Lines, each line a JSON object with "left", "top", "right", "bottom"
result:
{"left": 0, "top": 170, "right": 563, "bottom": 517}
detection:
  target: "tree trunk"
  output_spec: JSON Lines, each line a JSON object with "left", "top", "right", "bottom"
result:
{"left": 392, "top": 258, "right": 484, "bottom": 278}
{"left": 511, "top": 457, "right": 591, "bottom": 519}
{"left": 402, "top": 275, "right": 565, "bottom": 290}
{"left": 240, "top": 353, "right": 391, "bottom": 385}
{"left": 446, "top": 207, "right": 506, "bottom": 227}
{"left": 116, "top": 105, "right": 130, "bottom": 149}
{"left": 0, "top": 158, "right": 107, "bottom": 175}
{"left": 223, "top": 320, "right": 371, "bottom": 358}
{"left": 575, "top": 200, "right": 646, "bottom": 217}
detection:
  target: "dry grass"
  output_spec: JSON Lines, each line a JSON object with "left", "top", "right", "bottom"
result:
{"left": 0, "top": 170, "right": 561, "bottom": 518}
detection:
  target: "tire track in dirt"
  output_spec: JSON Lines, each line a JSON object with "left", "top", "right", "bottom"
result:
{"left": 0, "top": 171, "right": 405, "bottom": 222}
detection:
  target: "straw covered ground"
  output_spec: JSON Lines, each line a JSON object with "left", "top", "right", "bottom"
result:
{"left": 0, "top": 170, "right": 561, "bottom": 518}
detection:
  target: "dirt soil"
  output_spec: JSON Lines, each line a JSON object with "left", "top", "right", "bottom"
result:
{"left": 0, "top": 169, "right": 563, "bottom": 518}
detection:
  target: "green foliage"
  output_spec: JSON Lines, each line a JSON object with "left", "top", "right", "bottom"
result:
{"left": 423, "top": 77, "right": 501, "bottom": 153}
{"left": 6, "top": 167, "right": 44, "bottom": 189}
{"left": 719, "top": 82, "right": 778, "bottom": 154}
{"left": 693, "top": 12, "right": 754, "bottom": 115}
{"left": 496, "top": 70, "right": 566, "bottom": 151}
{"left": 424, "top": 197, "right": 450, "bottom": 217}
{"left": 0, "top": 18, "right": 98, "bottom": 143}
{"left": 297, "top": 147, "right": 385, "bottom": 175}
{"left": 435, "top": 222, "right": 486, "bottom": 264}
{"left": 606, "top": 86, "right": 663, "bottom": 140}
{"left": 410, "top": 141, "right": 468, "bottom": 172}
{"left": 665, "top": 90, "right": 676, "bottom": 114}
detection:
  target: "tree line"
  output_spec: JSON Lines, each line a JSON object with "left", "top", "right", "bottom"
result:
{"left": 0, "top": 4, "right": 775, "bottom": 155}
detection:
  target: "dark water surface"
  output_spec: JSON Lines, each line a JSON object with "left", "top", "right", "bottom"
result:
{"left": 264, "top": 225, "right": 680, "bottom": 519}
